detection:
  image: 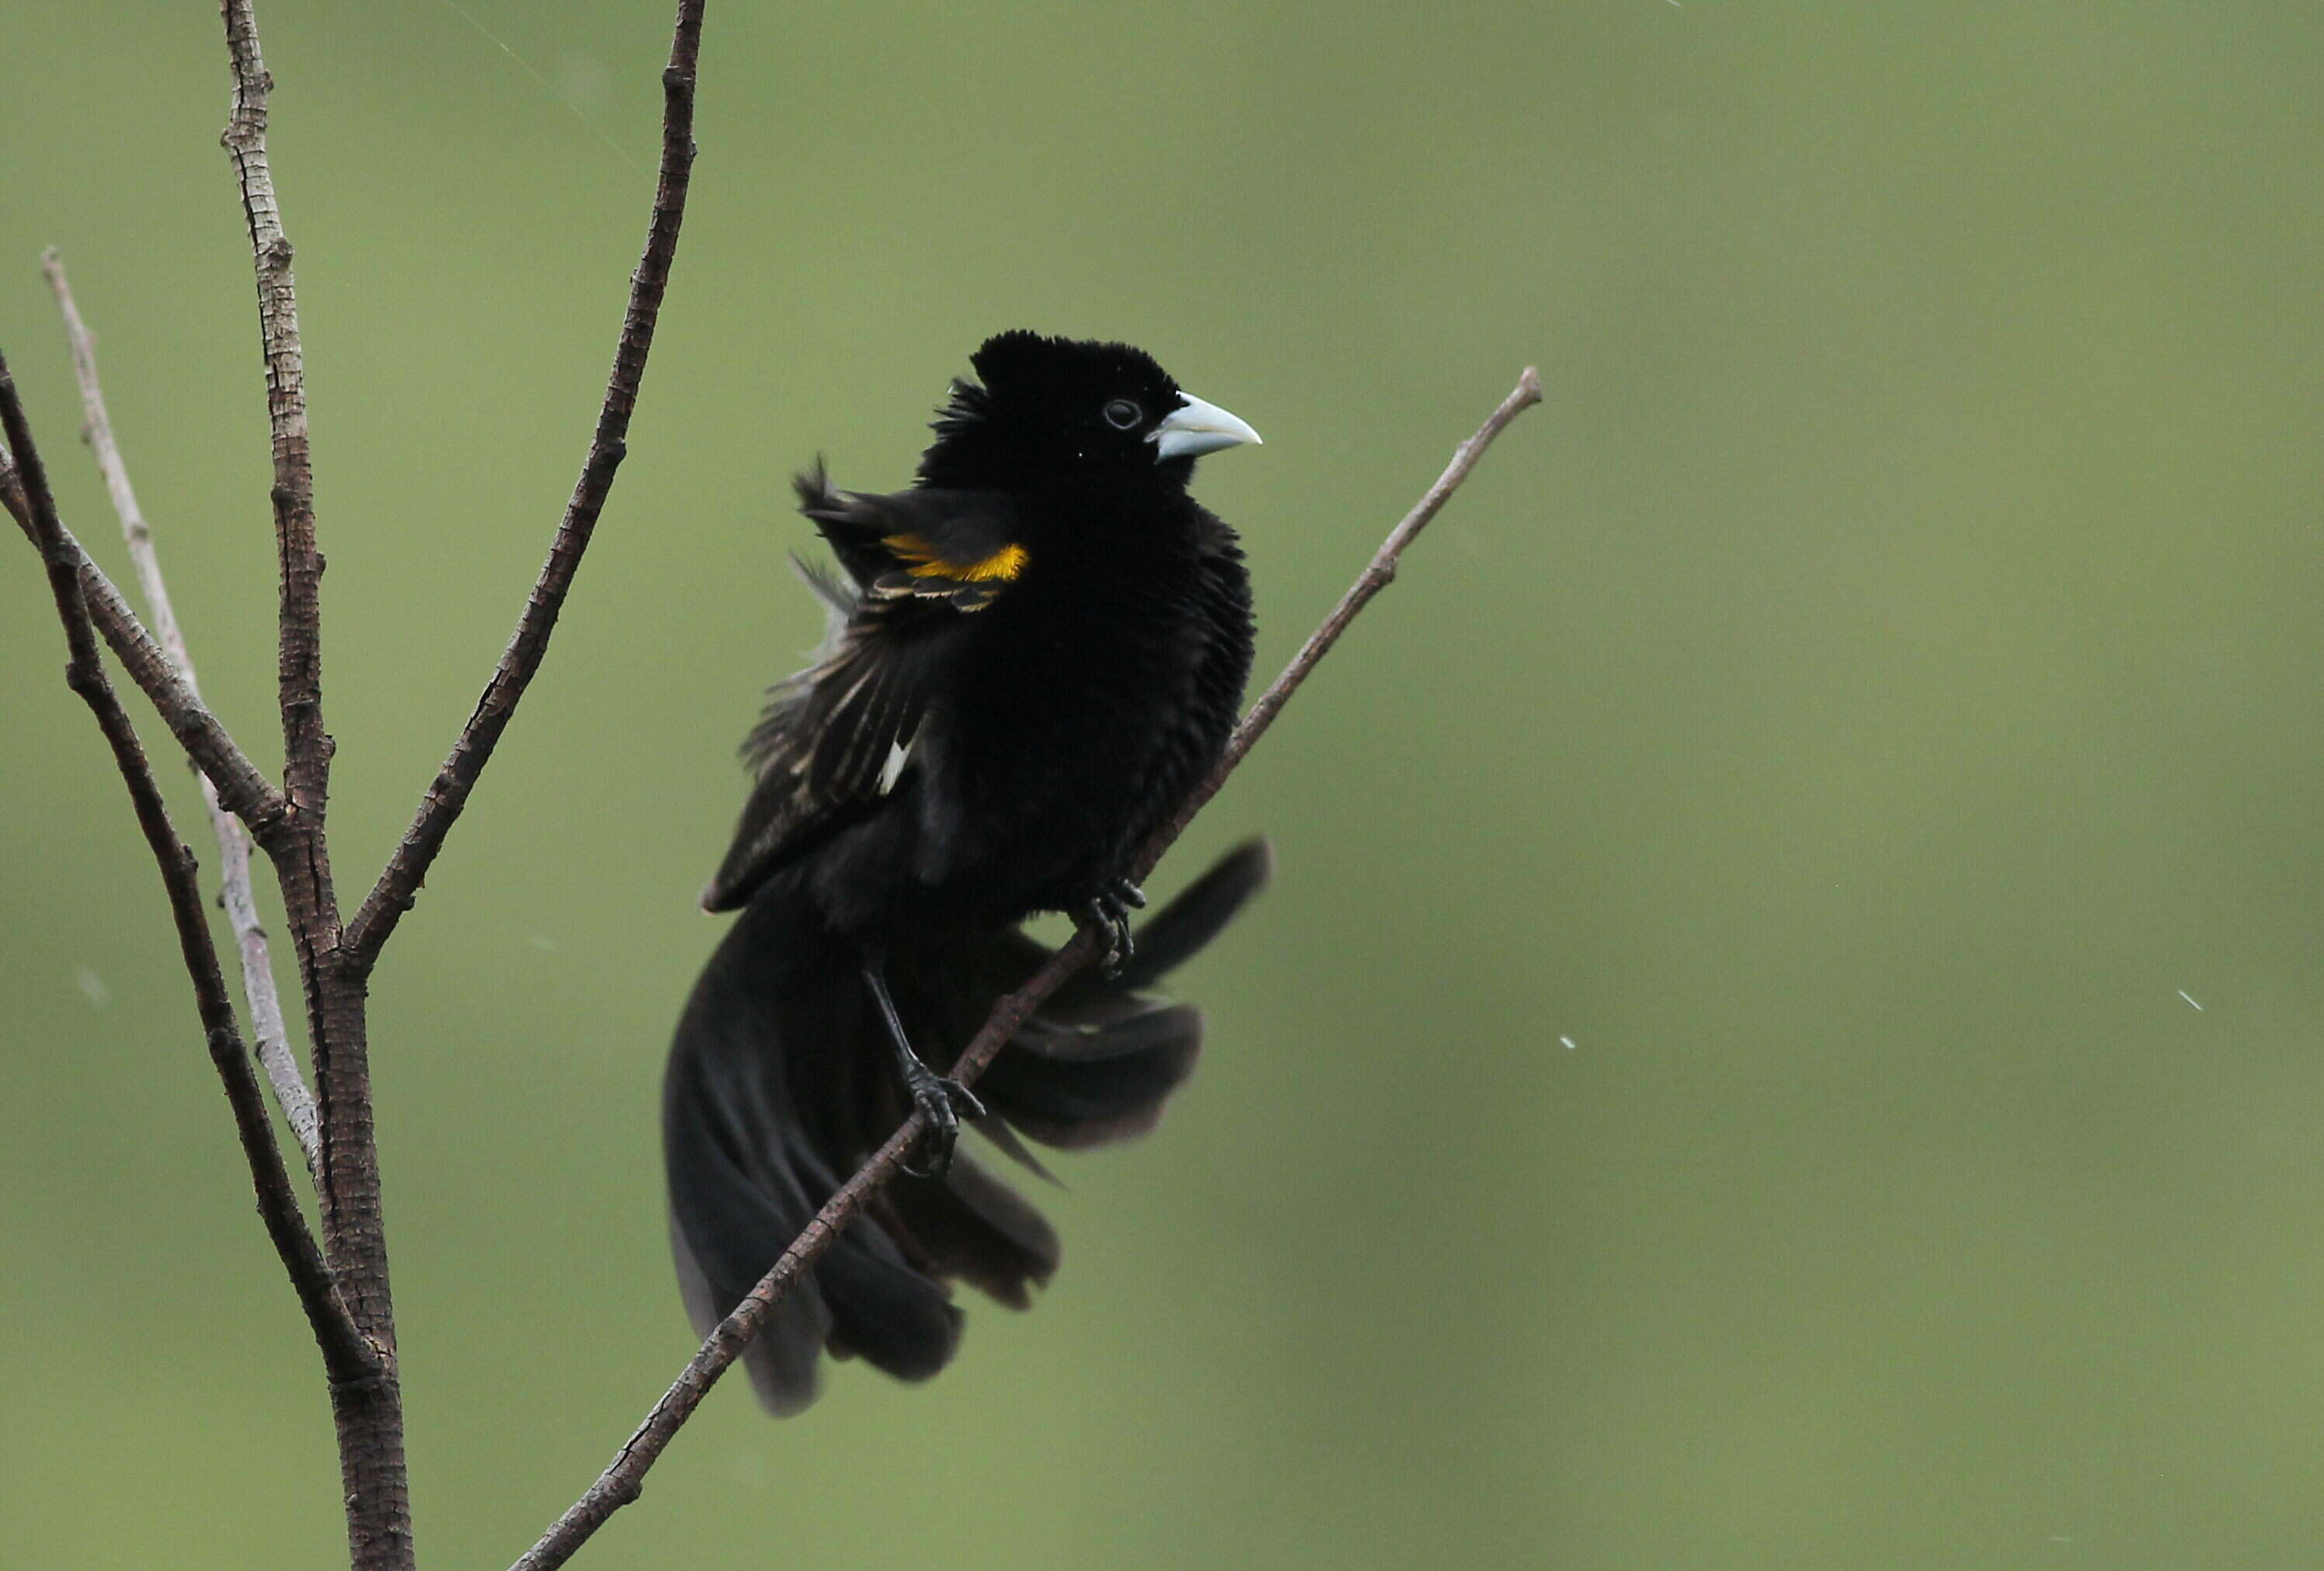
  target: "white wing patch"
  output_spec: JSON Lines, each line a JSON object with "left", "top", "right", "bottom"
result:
{"left": 878, "top": 735, "right": 912, "bottom": 796}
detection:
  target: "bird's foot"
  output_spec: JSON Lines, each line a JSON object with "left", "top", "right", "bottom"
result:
{"left": 1080, "top": 878, "right": 1146, "bottom": 977}
{"left": 899, "top": 1057, "right": 987, "bottom": 1180}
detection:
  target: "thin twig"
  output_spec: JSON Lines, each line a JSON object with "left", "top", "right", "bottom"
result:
{"left": 0, "top": 347, "right": 374, "bottom": 1385}
{"left": 44, "top": 249, "right": 320, "bottom": 1176}
{"left": 0, "top": 469, "right": 290, "bottom": 840}
{"left": 510, "top": 366, "right": 1543, "bottom": 1571}
{"left": 1162, "top": 367, "right": 1546, "bottom": 835}
{"left": 347, "top": 0, "right": 707, "bottom": 967}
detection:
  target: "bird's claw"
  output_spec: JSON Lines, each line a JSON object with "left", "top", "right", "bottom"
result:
{"left": 899, "top": 1066, "right": 986, "bottom": 1180}
{"left": 1080, "top": 878, "right": 1145, "bottom": 977}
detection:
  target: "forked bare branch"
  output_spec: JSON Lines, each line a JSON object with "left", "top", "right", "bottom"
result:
{"left": 214, "top": 6, "right": 416, "bottom": 1565}
{"left": 16, "top": 0, "right": 713, "bottom": 1564}
{"left": 0, "top": 349, "right": 371, "bottom": 1383}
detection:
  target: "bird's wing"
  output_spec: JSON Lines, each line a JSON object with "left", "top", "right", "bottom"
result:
{"left": 699, "top": 477, "right": 1034, "bottom": 912}
{"left": 793, "top": 464, "right": 1029, "bottom": 610}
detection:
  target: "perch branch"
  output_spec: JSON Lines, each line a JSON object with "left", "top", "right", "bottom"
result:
{"left": 347, "top": 0, "right": 706, "bottom": 966}
{"left": 511, "top": 365, "right": 1543, "bottom": 1571}
{"left": 44, "top": 248, "right": 320, "bottom": 1175}
{"left": 0, "top": 349, "right": 371, "bottom": 1382}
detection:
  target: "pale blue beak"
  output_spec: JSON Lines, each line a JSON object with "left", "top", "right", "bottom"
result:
{"left": 1150, "top": 392, "right": 1263, "bottom": 461}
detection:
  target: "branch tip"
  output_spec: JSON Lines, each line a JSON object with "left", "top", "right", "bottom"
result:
{"left": 350, "top": 0, "right": 707, "bottom": 964}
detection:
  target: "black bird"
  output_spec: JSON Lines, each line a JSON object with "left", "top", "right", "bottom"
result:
{"left": 663, "top": 331, "right": 1266, "bottom": 1413}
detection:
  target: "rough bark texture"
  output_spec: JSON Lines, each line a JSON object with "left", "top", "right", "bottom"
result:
{"left": 217, "top": 5, "right": 411, "bottom": 1565}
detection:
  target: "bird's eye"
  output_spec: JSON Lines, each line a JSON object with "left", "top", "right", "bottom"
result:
{"left": 1102, "top": 398, "right": 1143, "bottom": 430}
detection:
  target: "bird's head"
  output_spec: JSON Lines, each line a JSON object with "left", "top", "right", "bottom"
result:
{"left": 917, "top": 331, "right": 1261, "bottom": 490}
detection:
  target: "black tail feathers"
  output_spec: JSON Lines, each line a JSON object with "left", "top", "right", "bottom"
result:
{"left": 662, "top": 839, "right": 1270, "bottom": 1414}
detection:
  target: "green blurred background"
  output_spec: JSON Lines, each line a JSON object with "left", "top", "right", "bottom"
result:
{"left": 5, "top": 2, "right": 2323, "bottom": 1566}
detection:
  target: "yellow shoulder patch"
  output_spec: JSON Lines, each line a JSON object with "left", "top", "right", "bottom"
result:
{"left": 882, "top": 533, "right": 1029, "bottom": 584}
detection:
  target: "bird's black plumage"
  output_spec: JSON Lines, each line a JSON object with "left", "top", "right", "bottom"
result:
{"left": 663, "top": 332, "right": 1264, "bottom": 1413}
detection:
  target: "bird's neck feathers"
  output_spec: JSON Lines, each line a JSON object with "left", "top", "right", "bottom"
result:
{"left": 915, "top": 378, "right": 1007, "bottom": 488}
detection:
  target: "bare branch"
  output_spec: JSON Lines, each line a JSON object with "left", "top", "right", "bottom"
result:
{"left": 0, "top": 346, "right": 373, "bottom": 1385}
{"left": 218, "top": 9, "right": 416, "bottom": 1566}
{"left": 511, "top": 366, "right": 1544, "bottom": 1571}
{"left": 17, "top": 5, "right": 717, "bottom": 1566}
{"left": 347, "top": 0, "right": 708, "bottom": 966}
{"left": 45, "top": 248, "right": 320, "bottom": 1176}
{"left": 1, "top": 472, "right": 290, "bottom": 840}
{"left": 221, "top": 0, "right": 329, "bottom": 823}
